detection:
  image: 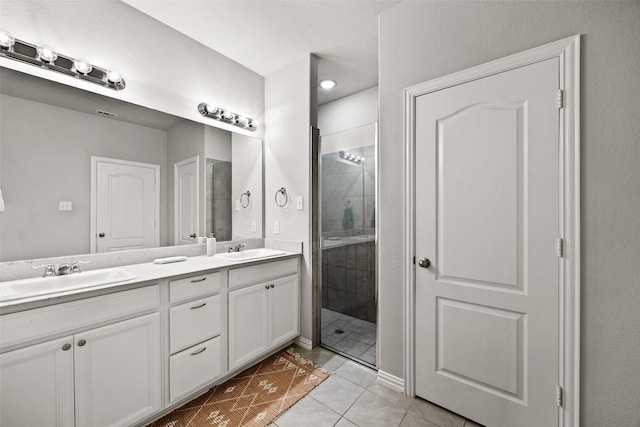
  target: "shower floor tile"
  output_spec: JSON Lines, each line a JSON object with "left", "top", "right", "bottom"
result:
{"left": 321, "top": 308, "right": 376, "bottom": 367}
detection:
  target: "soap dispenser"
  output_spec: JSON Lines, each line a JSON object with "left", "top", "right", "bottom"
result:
{"left": 206, "top": 233, "right": 216, "bottom": 256}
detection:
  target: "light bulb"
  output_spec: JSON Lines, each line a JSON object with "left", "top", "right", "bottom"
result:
{"left": 106, "top": 70, "right": 123, "bottom": 83}
{"left": 36, "top": 45, "right": 57, "bottom": 63}
{"left": 0, "top": 29, "right": 15, "bottom": 49}
{"left": 73, "top": 58, "right": 92, "bottom": 75}
{"left": 319, "top": 79, "right": 337, "bottom": 89}
{"left": 222, "top": 110, "right": 234, "bottom": 121}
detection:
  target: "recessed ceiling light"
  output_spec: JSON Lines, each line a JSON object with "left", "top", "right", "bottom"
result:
{"left": 319, "top": 79, "right": 337, "bottom": 90}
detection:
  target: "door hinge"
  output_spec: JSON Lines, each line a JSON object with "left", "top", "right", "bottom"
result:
{"left": 556, "top": 385, "right": 563, "bottom": 407}
{"left": 557, "top": 89, "right": 564, "bottom": 109}
{"left": 413, "top": 256, "right": 416, "bottom": 265}
{"left": 556, "top": 238, "right": 564, "bottom": 257}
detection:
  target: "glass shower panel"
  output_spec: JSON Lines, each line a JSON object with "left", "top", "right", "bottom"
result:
{"left": 320, "top": 123, "right": 377, "bottom": 367}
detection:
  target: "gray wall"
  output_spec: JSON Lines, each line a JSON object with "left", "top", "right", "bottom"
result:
{"left": 0, "top": 94, "right": 168, "bottom": 261}
{"left": 378, "top": 2, "right": 640, "bottom": 425}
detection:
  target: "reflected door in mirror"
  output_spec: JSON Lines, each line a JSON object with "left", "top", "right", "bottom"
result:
{"left": 95, "top": 158, "right": 159, "bottom": 253}
{"left": 175, "top": 156, "right": 200, "bottom": 245}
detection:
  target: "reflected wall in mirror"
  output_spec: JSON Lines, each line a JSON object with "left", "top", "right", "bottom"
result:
{"left": 0, "top": 67, "right": 263, "bottom": 262}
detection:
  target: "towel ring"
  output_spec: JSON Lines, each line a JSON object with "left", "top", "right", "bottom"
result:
{"left": 240, "top": 191, "right": 251, "bottom": 208}
{"left": 275, "top": 187, "right": 288, "bottom": 208}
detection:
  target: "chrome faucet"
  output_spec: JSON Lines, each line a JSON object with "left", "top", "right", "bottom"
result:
{"left": 32, "top": 263, "right": 56, "bottom": 277}
{"left": 70, "top": 260, "right": 89, "bottom": 274}
{"left": 224, "top": 243, "right": 246, "bottom": 253}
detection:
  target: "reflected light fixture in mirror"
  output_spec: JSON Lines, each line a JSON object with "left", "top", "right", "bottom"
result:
{"left": 198, "top": 103, "right": 257, "bottom": 132}
{"left": 0, "top": 28, "right": 126, "bottom": 90}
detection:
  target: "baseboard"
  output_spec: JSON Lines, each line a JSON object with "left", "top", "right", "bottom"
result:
{"left": 377, "top": 370, "right": 405, "bottom": 393}
{"left": 294, "top": 336, "right": 313, "bottom": 350}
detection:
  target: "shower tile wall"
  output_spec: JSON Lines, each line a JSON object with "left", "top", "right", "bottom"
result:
{"left": 322, "top": 143, "right": 376, "bottom": 324}
{"left": 322, "top": 241, "right": 376, "bottom": 322}
{"left": 206, "top": 158, "right": 231, "bottom": 241}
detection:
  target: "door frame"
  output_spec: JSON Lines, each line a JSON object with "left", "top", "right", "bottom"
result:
{"left": 403, "top": 35, "right": 580, "bottom": 426}
{"left": 173, "top": 155, "right": 200, "bottom": 245}
{"left": 90, "top": 156, "right": 160, "bottom": 253}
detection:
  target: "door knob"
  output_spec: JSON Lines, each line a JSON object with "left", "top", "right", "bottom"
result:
{"left": 418, "top": 258, "right": 431, "bottom": 268}
{"left": 98, "top": 233, "right": 105, "bottom": 238}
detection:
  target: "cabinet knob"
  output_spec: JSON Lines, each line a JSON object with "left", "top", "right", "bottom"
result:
{"left": 265, "top": 285, "right": 270, "bottom": 289}
{"left": 77, "top": 339, "right": 87, "bottom": 347}
{"left": 62, "top": 343, "right": 71, "bottom": 351}
{"left": 98, "top": 233, "right": 105, "bottom": 238}
{"left": 270, "top": 284, "right": 275, "bottom": 289}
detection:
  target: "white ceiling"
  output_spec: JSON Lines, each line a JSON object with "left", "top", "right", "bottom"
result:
{"left": 122, "top": 0, "right": 401, "bottom": 105}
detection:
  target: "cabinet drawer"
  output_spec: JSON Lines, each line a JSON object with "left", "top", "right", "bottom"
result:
{"left": 0, "top": 285, "right": 159, "bottom": 350}
{"left": 170, "top": 336, "right": 222, "bottom": 403}
{"left": 170, "top": 294, "right": 221, "bottom": 354}
{"left": 169, "top": 272, "right": 221, "bottom": 304}
{"left": 228, "top": 258, "right": 298, "bottom": 289}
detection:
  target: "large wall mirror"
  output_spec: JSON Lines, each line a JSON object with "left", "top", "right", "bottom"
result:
{"left": 0, "top": 67, "right": 263, "bottom": 262}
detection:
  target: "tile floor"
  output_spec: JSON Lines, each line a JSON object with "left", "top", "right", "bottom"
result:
{"left": 271, "top": 346, "right": 483, "bottom": 427}
{"left": 321, "top": 308, "right": 376, "bottom": 366}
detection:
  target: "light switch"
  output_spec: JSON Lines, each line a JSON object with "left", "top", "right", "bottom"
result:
{"left": 59, "top": 201, "right": 72, "bottom": 211}
{"left": 251, "top": 220, "right": 257, "bottom": 233}
{"left": 274, "top": 220, "right": 280, "bottom": 234}
{"left": 296, "top": 196, "right": 304, "bottom": 210}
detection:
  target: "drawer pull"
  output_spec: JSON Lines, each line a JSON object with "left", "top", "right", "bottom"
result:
{"left": 190, "top": 347, "right": 207, "bottom": 356}
{"left": 190, "top": 277, "right": 207, "bottom": 283}
{"left": 77, "top": 339, "right": 87, "bottom": 347}
{"left": 190, "top": 302, "right": 207, "bottom": 310}
{"left": 62, "top": 343, "right": 72, "bottom": 351}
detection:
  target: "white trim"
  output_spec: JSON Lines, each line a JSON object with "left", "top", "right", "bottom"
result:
{"left": 377, "top": 370, "right": 405, "bottom": 394}
{"left": 173, "top": 156, "right": 200, "bottom": 246}
{"left": 294, "top": 336, "right": 313, "bottom": 351}
{"left": 403, "top": 35, "right": 580, "bottom": 426}
{"left": 90, "top": 156, "right": 161, "bottom": 253}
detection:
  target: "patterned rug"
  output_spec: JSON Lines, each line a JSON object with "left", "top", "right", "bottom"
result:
{"left": 150, "top": 348, "right": 330, "bottom": 427}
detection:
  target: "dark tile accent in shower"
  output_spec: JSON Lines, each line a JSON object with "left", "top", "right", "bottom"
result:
{"left": 206, "top": 158, "right": 231, "bottom": 241}
{"left": 322, "top": 241, "right": 375, "bottom": 323}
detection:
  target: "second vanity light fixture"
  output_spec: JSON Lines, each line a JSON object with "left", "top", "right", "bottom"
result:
{"left": 0, "top": 29, "right": 125, "bottom": 90}
{"left": 198, "top": 103, "right": 257, "bottom": 132}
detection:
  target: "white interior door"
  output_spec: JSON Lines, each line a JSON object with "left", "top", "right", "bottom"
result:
{"left": 174, "top": 156, "right": 199, "bottom": 245}
{"left": 414, "top": 58, "right": 561, "bottom": 427}
{"left": 94, "top": 158, "right": 159, "bottom": 253}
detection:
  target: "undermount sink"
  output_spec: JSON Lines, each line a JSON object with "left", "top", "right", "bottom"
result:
{"left": 0, "top": 267, "right": 137, "bottom": 302}
{"left": 214, "top": 248, "right": 285, "bottom": 262}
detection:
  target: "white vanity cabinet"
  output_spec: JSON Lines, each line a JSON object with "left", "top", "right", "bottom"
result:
{"left": 0, "top": 286, "right": 162, "bottom": 427}
{"left": 168, "top": 271, "right": 223, "bottom": 402}
{"left": 228, "top": 258, "right": 299, "bottom": 370}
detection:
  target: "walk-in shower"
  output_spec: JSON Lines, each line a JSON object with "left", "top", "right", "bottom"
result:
{"left": 319, "top": 123, "right": 377, "bottom": 367}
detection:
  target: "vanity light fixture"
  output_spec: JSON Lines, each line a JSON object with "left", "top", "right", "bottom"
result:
{"left": 319, "top": 79, "right": 337, "bottom": 89}
{"left": 339, "top": 150, "right": 364, "bottom": 165}
{"left": 0, "top": 29, "right": 126, "bottom": 90}
{"left": 197, "top": 103, "right": 258, "bottom": 132}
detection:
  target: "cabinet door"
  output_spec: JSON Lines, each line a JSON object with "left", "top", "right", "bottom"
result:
{"left": 269, "top": 274, "right": 300, "bottom": 348}
{"left": 74, "top": 313, "right": 162, "bottom": 427}
{"left": 228, "top": 283, "right": 268, "bottom": 370}
{"left": 0, "top": 336, "right": 75, "bottom": 427}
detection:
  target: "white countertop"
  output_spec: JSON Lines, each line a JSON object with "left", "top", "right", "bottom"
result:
{"left": 0, "top": 251, "right": 300, "bottom": 313}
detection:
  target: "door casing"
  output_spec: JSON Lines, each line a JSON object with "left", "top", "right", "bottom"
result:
{"left": 403, "top": 35, "right": 580, "bottom": 426}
